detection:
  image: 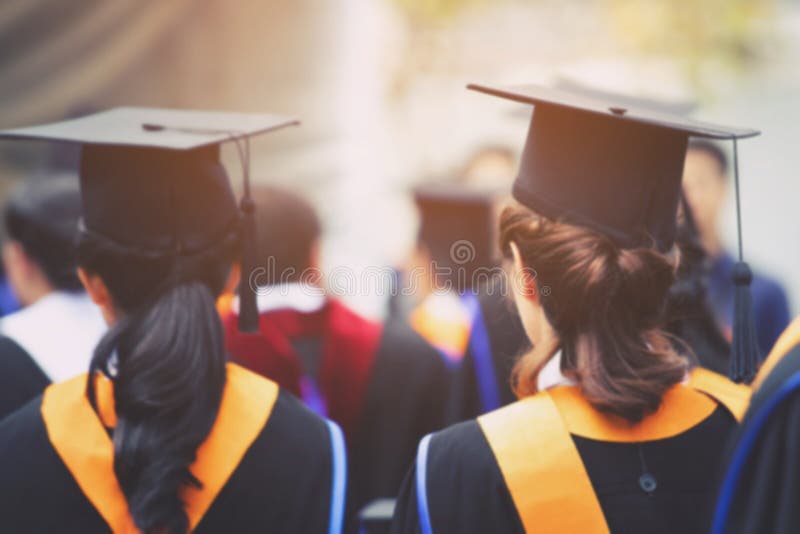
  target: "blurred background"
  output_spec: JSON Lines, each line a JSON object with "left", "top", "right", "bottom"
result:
{"left": 0, "top": 0, "right": 797, "bottom": 318}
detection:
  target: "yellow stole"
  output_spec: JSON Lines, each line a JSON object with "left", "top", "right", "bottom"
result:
{"left": 477, "top": 368, "right": 750, "bottom": 533}
{"left": 41, "top": 363, "right": 279, "bottom": 533}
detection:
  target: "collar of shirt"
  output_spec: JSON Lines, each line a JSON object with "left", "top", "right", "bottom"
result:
{"left": 0, "top": 290, "right": 107, "bottom": 382}
{"left": 537, "top": 349, "right": 577, "bottom": 391}
{"left": 254, "top": 282, "right": 326, "bottom": 314}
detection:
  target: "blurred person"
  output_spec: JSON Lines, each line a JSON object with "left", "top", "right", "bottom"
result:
{"left": 712, "top": 315, "right": 800, "bottom": 533}
{"left": 391, "top": 84, "right": 752, "bottom": 534}
{"left": 663, "top": 198, "right": 732, "bottom": 375}
{"left": 0, "top": 176, "right": 106, "bottom": 419}
{"left": 405, "top": 184, "right": 527, "bottom": 422}
{"left": 0, "top": 109, "right": 346, "bottom": 533}
{"left": 223, "top": 185, "right": 449, "bottom": 512}
{"left": 683, "top": 140, "right": 790, "bottom": 356}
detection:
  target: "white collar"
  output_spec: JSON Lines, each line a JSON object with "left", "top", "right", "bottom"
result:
{"left": 253, "top": 282, "right": 326, "bottom": 314}
{"left": 537, "top": 349, "right": 576, "bottom": 391}
{"left": 0, "top": 291, "right": 107, "bottom": 382}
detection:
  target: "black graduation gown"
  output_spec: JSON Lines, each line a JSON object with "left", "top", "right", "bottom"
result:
{"left": 0, "top": 367, "right": 343, "bottom": 534}
{"left": 349, "top": 316, "right": 450, "bottom": 508}
{"left": 0, "top": 334, "right": 49, "bottom": 420}
{"left": 392, "top": 391, "right": 742, "bottom": 534}
{"left": 714, "top": 330, "right": 800, "bottom": 534}
{"left": 447, "top": 286, "right": 528, "bottom": 422}
{"left": 224, "top": 304, "right": 450, "bottom": 515}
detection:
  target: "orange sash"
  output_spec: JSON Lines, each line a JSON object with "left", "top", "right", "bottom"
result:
{"left": 477, "top": 369, "right": 749, "bottom": 533}
{"left": 41, "top": 363, "right": 279, "bottom": 533}
{"left": 752, "top": 316, "right": 800, "bottom": 391}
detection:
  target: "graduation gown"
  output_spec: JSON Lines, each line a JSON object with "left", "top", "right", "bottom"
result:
{"left": 223, "top": 297, "right": 449, "bottom": 510}
{"left": 713, "top": 316, "right": 800, "bottom": 534}
{"left": 0, "top": 334, "right": 49, "bottom": 420}
{"left": 391, "top": 367, "right": 749, "bottom": 534}
{"left": 446, "top": 285, "right": 528, "bottom": 422}
{"left": 0, "top": 363, "right": 346, "bottom": 534}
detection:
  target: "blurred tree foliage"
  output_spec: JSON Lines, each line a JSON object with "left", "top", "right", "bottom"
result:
{"left": 390, "top": 0, "right": 488, "bottom": 24}
{"left": 388, "top": 0, "right": 778, "bottom": 90}
{"left": 606, "top": 0, "right": 777, "bottom": 81}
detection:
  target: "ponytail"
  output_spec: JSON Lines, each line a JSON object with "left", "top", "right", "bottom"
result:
{"left": 79, "top": 231, "right": 237, "bottom": 534}
{"left": 500, "top": 204, "right": 688, "bottom": 422}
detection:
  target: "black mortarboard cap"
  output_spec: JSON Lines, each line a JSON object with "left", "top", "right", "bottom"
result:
{"left": 470, "top": 83, "right": 761, "bottom": 383}
{"left": 0, "top": 107, "right": 298, "bottom": 332}
{"left": 414, "top": 183, "right": 499, "bottom": 293}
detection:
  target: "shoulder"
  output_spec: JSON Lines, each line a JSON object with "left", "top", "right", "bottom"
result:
{"left": 268, "top": 387, "right": 334, "bottom": 444}
{"left": 0, "top": 395, "right": 46, "bottom": 450}
{"left": 378, "top": 314, "right": 443, "bottom": 367}
{"left": 226, "top": 362, "right": 332, "bottom": 445}
{"left": 688, "top": 367, "right": 751, "bottom": 421}
{"left": 753, "top": 317, "right": 800, "bottom": 390}
{"left": 0, "top": 336, "right": 49, "bottom": 419}
{"left": 0, "top": 395, "right": 55, "bottom": 491}
{"left": 327, "top": 298, "right": 381, "bottom": 334}
{"left": 751, "top": 271, "right": 789, "bottom": 305}
{"left": 416, "top": 419, "right": 524, "bottom": 533}
{"left": 426, "top": 419, "right": 499, "bottom": 482}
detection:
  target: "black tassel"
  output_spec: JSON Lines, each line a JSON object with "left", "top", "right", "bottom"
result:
{"left": 729, "top": 262, "right": 760, "bottom": 383}
{"left": 238, "top": 195, "right": 259, "bottom": 332}
{"left": 726, "top": 136, "right": 760, "bottom": 383}
{"left": 235, "top": 135, "right": 259, "bottom": 333}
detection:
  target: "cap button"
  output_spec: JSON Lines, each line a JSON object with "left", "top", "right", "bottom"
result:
{"left": 609, "top": 106, "right": 627, "bottom": 116}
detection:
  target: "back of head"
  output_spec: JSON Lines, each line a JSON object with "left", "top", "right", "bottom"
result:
{"left": 499, "top": 204, "right": 688, "bottom": 422}
{"left": 251, "top": 185, "right": 321, "bottom": 286}
{"left": 4, "top": 174, "right": 83, "bottom": 291}
{"left": 75, "top": 145, "right": 241, "bottom": 534}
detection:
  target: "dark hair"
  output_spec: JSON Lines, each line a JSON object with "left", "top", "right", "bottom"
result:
{"left": 4, "top": 176, "right": 83, "bottom": 291}
{"left": 688, "top": 139, "right": 728, "bottom": 175}
{"left": 499, "top": 204, "right": 688, "bottom": 422}
{"left": 251, "top": 185, "right": 321, "bottom": 286}
{"left": 663, "top": 200, "right": 731, "bottom": 373}
{"left": 79, "top": 228, "right": 238, "bottom": 534}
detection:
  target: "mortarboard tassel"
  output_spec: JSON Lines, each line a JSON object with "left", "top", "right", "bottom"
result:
{"left": 728, "top": 138, "right": 760, "bottom": 383}
{"left": 235, "top": 137, "right": 260, "bottom": 333}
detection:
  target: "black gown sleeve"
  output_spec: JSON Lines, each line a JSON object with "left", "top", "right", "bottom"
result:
{"left": 720, "top": 344, "right": 800, "bottom": 534}
{"left": 390, "top": 420, "right": 523, "bottom": 534}
{"left": 0, "top": 397, "right": 110, "bottom": 533}
{"left": 351, "top": 317, "right": 450, "bottom": 508}
{"left": 0, "top": 335, "right": 50, "bottom": 420}
{"left": 448, "top": 287, "right": 528, "bottom": 423}
{"left": 197, "top": 389, "right": 337, "bottom": 534}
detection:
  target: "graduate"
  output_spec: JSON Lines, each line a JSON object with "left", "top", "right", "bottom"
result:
{"left": 405, "top": 184, "right": 527, "bottom": 421}
{"left": 0, "top": 108, "right": 347, "bottom": 534}
{"left": 662, "top": 198, "right": 733, "bottom": 375}
{"left": 0, "top": 175, "right": 106, "bottom": 419}
{"left": 683, "top": 140, "right": 790, "bottom": 356}
{"left": 712, "top": 317, "right": 800, "bottom": 534}
{"left": 222, "top": 185, "right": 449, "bottom": 511}
{"left": 390, "top": 83, "right": 755, "bottom": 534}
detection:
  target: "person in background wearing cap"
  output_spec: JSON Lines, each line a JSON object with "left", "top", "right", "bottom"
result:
{"left": 0, "top": 109, "right": 346, "bottom": 534}
{"left": 402, "top": 183, "right": 527, "bottom": 422}
{"left": 683, "top": 139, "right": 790, "bottom": 358}
{"left": 390, "top": 84, "right": 754, "bottom": 534}
{"left": 0, "top": 175, "right": 106, "bottom": 419}
{"left": 223, "top": 185, "right": 449, "bottom": 516}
